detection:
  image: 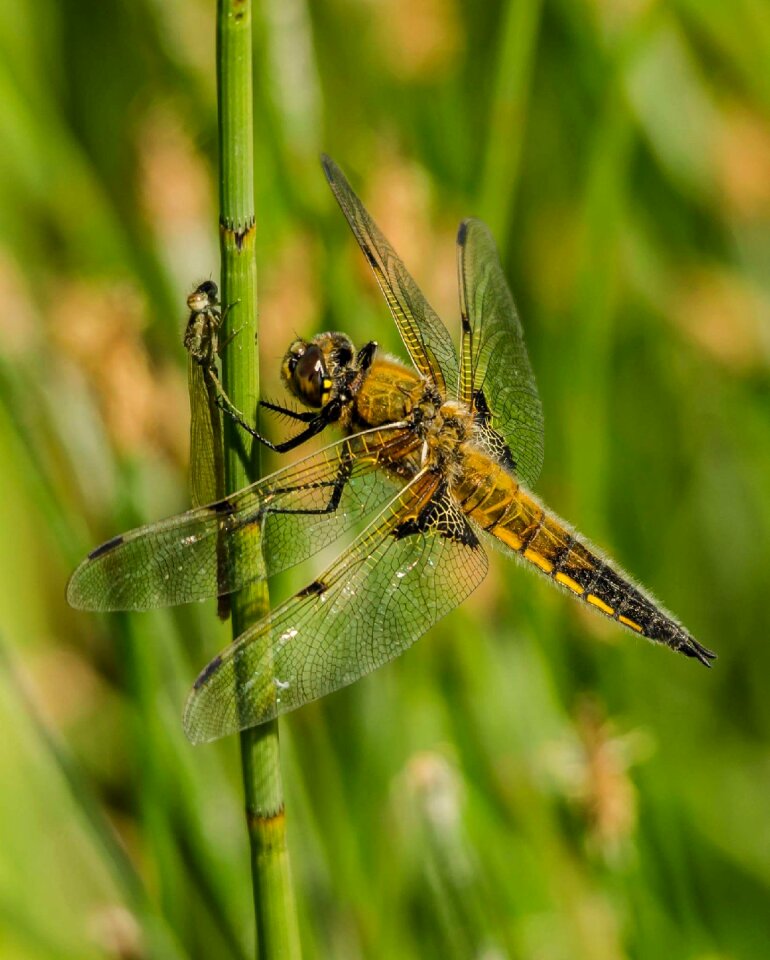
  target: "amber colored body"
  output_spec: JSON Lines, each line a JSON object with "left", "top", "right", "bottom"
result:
{"left": 345, "top": 353, "right": 685, "bottom": 647}
{"left": 66, "top": 157, "right": 712, "bottom": 746}
{"left": 344, "top": 355, "right": 424, "bottom": 431}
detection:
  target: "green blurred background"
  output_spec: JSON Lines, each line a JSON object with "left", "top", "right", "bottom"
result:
{"left": 1, "top": 0, "right": 769, "bottom": 957}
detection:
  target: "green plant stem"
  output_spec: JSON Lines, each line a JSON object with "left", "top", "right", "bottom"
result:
{"left": 0, "top": 637, "right": 188, "bottom": 960}
{"left": 479, "top": 0, "right": 543, "bottom": 240}
{"left": 216, "top": 0, "right": 301, "bottom": 955}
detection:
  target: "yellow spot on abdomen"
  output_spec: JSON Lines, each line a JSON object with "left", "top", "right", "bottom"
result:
{"left": 524, "top": 548, "right": 554, "bottom": 573}
{"left": 619, "top": 615, "right": 644, "bottom": 633}
{"left": 496, "top": 529, "right": 523, "bottom": 551}
{"left": 555, "top": 572, "right": 584, "bottom": 595}
{"left": 586, "top": 594, "right": 614, "bottom": 616}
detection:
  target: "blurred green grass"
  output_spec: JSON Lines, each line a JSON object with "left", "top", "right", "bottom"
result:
{"left": 1, "top": 0, "right": 769, "bottom": 957}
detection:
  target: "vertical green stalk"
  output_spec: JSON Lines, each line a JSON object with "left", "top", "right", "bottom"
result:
{"left": 479, "top": 0, "right": 543, "bottom": 240}
{"left": 216, "top": 0, "right": 302, "bottom": 955}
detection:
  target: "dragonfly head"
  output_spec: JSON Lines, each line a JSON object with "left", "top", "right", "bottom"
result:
{"left": 282, "top": 332, "right": 355, "bottom": 409}
{"left": 187, "top": 280, "right": 219, "bottom": 314}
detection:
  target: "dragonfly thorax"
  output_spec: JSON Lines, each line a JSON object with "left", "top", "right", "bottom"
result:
{"left": 184, "top": 281, "right": 222, "bottom": 365}
{"left": 417, "top": 398, "right": 473, "bottom": 476}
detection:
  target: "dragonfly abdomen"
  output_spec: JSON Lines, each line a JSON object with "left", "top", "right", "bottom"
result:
{"left": 456, "top": 456, "right": 714, "bottom": 665}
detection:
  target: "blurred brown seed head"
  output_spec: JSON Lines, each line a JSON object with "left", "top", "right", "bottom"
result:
{"left": 0, "top": 253, "right": 40, "bottom": 358}
{"left": 670, "top": 267, "right": 769, "bottom": 373}
{"left": 574, "top": 698, "right": 641, "bottom": 854}
{"left": 137, "top": 104, "right": 217, "bottom": 286}
{"left": 26, "top": 646, "right": 104, "bottom": 729}
{"left": 374, "top": 0, "right": 461, "bottom": 80}
{"left": 261, "top": 231, "right": 321, "bottom": 383}
{"left": 716, "top": 104, "right": 770, "bottom": 222}
{"left": 48, "top": 279, "right": 181, "bottom": 458}
{"left": 369, "top": 155, "right": 434, "bottom": 274}
{"left": 368, "top": 153, "right": 457, "bottom": 323}
{"left": 138, "top": 104, "right": 214, "bottom": 234}
{"left": 543, "top": 696, "right": 652, "bottom": 859}
{"left": 88, "top": 905, "right": 144, "bottom": 960}
{"left": 405, "top": 749, "right": 463, "bottom": 835}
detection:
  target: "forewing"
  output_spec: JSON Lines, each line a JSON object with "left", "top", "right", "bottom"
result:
{"left": 322, "top": 154, "right": 458, "bottom": 397}
{"left": 457, "top": 218, "right": 544, "bottom": 487}
{"left": 188, "top": 358, "right": 224, "bottom": 508}
{"left": 67, "top": 426, "right": 417, "bottom": 611}
{"left": 183, "top": 473, "right": 489, "bottom": 742}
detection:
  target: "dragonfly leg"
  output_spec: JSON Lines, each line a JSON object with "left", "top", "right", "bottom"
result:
{"left": 267, "top": 458, "right": 355, "bottom": 521}
{"left": 260, "top": 399, "right": 317, "bottom": 423}
{"left": 218, "top": 323, "right": 243, "bottom": 354}
{"left": 219, "top": 394, "right": 342, "bottom": 453}
{"left": 219, "top": 298, "right": 241, "bottom": 324}
{"left": 239, "top": 456, "right": 354, "bottom": 530}
{"left": 205, "top": 367, "right": 253, "bottom": 427}
{"left": 356, "top": 340, "right": 377, "bottom": 370}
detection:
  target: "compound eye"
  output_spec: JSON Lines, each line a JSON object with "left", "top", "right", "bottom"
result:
{"left": 285, "top": 340, "right": 306, "bottom": 372}
{"left": 292, "top": 344, "right": 326, "bottom": 407}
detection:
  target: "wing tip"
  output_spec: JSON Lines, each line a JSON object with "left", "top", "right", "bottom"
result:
{"left": 456, "top": 217, "right": 489, "bottom": 246}
{"left": 320, "top": 152, "right": 337, "bottom": 182}
{"left": 65, "top": 573, "right": 87, "bottom": 611}
{"left": 66, "top": 561, "right": 108, "bottom": 612}
{"left": 182, "top": 680, "right": 221, "bottom": 746}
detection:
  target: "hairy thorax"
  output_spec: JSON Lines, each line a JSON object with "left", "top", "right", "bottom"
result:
{"left": 348, "top": 356, "right": 426, "bottom": 431}
{"left": 347, "top": 355, "right": 504, "bottom": 492}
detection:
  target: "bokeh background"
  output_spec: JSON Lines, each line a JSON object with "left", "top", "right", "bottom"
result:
{"left": 1, "top": 0, "right": 770, "bottom": 957}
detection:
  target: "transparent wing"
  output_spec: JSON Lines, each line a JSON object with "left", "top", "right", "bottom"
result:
{"left": 188, "top": 357, "right": 225, "bottom": 508}
{"left": 67, "top": 425, "right": 419, "bottom": 611}
{"left": 188, "top": 354, "right": 232, "bottom": 620}
{"left": 457, "top": 218, "right": 544, "bottom": 487}
{"left": 322, "top": 154, "right": 458, "bottom": 397}
{"left": 183, "top": 472, "right": 488, "bottom": 742}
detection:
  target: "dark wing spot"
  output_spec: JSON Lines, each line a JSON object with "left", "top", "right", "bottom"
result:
{"left": 193, "top": 654, "right": 223, "bottom": 690}
{"left": 320, "top": 153, "right": 334, "bottom": 180}
{"left": 393, "top": 484, "right": 480, "bottom": 547}
{"left": 297, "top": 579, "right": 327, "bottom": 598}
{"left": 234, "top": 509, "right": 263, "bottom": 531}
{"left": 210, "top": 497, "right": 236, "bottom": 515}
{"left": 457, "top": 220, "right": 469, "bottom": 245}
{"left": 473, "top": 390, "right": 491, "bottom": 423}
{"left": 392, "top": 517, "right": 420, "bottom": 541}
{"left": 449, "top": 518, "right": 479, "bottom": 548}
{"left": 473, "top": 393, "right": 517, "bottom": 471}
{"left": 88, "top": 534, "right": 124, "bottom": 560}
{"left": 363, "top": 246, "right": 378, "bottom": 269}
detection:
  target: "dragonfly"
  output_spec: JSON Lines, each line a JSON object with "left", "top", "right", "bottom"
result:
{"left": 68, "top": 155, "right": 715, "bottom": 744}
{"left": 184, "top": 280, "right": 228, "bottom": 511}
{"left": 184, "top": 280, "right": 242, "bottom": 620}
